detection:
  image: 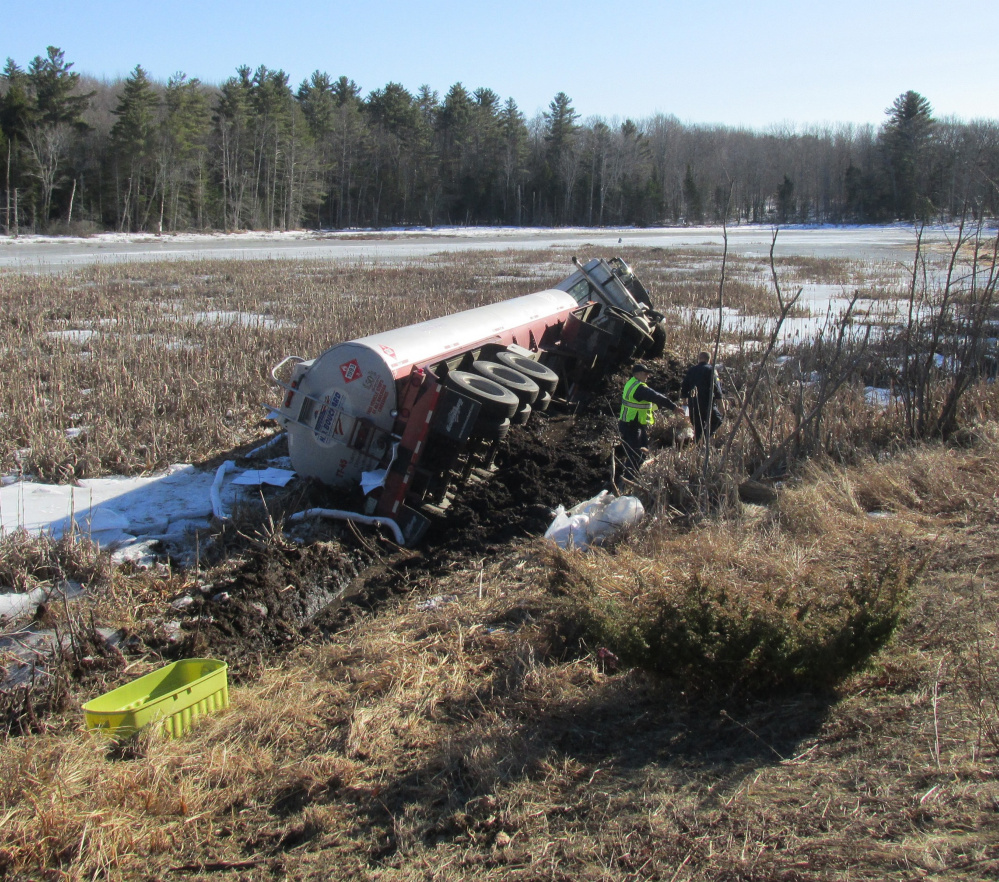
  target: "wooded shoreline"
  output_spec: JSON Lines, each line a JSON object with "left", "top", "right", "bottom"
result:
{"left": 2, "top": 49, "right": 997, "bottom": 236}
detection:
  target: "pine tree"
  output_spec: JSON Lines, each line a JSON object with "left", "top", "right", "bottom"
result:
{"left": 297, "top": 72, "right": 337, "bottom": 228}
{"left": 683, "top": 164, "right": 703, "bottom": 223}
{"left": 543, "top": 92, "right": 580, "bottom": 223}
{"left": 880, "top": 90, "right": 934, "bottom": 219}
{"left": 437, "top": 83, "right": 473, "bottom": 222}
{"left": 414, "top": 85, "right": 441, "bottom": 223}
{"left": 247, "top": 67, "right": 300, "bottom": 229}
{"left": 777, "top": 174, "right": 795, "bottom": 223}
{"left": 214, "top": 67, "right": 254, "bottom": 229}
{"left": 365, "top": 83, "right": 420, "bottom": 224}
{"left": 0, "top": 60, "right": 32, "bottom": 232}
{"left": 110, "top": 65, "right": 160, "bottom": 230}
{"left": 499, "top": 98, "right": 527, "bottom": 224}
{"left": 330, "top": 77, "right": 365, "bottom": 227}
{"left": 161, "top": 74, "right": 210, "bottom": 229}
{"left": 23, "top": 47, "right": 92, "bottom": 227}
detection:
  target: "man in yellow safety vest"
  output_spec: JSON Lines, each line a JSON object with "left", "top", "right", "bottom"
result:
{"left": 619, "top": 363, "right": 678, "bottom": 480}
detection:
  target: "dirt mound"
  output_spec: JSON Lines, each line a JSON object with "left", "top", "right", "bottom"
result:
{"left": 424, "top": 409, "right": 618, "bottom": 556}
{"left": 423, "top": 354, "right": 687, "bottom": 557}
{"left": 145, "top": 542, "right": 367, "bottom": 680}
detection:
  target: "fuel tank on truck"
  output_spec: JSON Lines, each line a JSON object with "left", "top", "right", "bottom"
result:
{"left": 273, "top": 289, "right": 578, "bottom": 490}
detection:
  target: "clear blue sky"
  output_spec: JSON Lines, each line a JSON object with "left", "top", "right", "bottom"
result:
{"left": 3, "top": 0, "right": 996, "bottom": 129}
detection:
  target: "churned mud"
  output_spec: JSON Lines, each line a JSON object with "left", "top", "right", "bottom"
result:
{"left": 138, "top": 356, "right": 689, "bottom": 679}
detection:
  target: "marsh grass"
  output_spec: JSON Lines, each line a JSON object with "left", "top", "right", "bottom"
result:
{"left": 0, "top": 246, "right": 918, "bottom": 484}
{"left": 4, "top": 246, "right": 999, "bottom": 878}
{"left": 0, "top": 530, "right": 109, "bottom": 593}
{"left": 0, "top": 253, "right": 562, "bottom": 481}
{"left": 3, "top": 435, "right": 999, "bottom": 878}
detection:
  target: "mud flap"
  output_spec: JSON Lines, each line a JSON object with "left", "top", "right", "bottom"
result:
{"left": 429, "top": 388, "right": 481, "bottom": 442}
{"left": 396, "top": 505, "right": 431, "bottom": 546}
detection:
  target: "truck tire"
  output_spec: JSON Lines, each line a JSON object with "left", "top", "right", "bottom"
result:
{"left": 476, "top": 416, "right": 511, "bottom": 441}
{"left": 445, "top": 370, "right": 519, "bottom": 419}
{"left": 493, "top": 351, "right": 560, "bottom": 394}
{"left": 511, "top": 401, "right": 532, "bottom": 426}
{"left": 646, "top": 319, "right": 667, "bottom": 358}
{"left": 534, "top": 390, "right": 552, "bottom": 412}
{"left": 472, "top": 360, "right": 540, "bottom": 405}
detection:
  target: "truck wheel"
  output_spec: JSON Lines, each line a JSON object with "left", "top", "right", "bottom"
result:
{"left": 493, "top": 351, "right": 560, "bottom": 394}
{"left": 511, "top": 401, "right": 532, "bottom": 425}
{"left": 476, "top": 416, "right": 511, "bottom": 441}
{"left": 534, "top": 390, "right": 552, "bottom": 412}
{"left": 472, "top": 360, "right": 540, "bottom": 405}
{"left": 445, "top": 370, "right": 519, "bottom": 419}
{"left": 646, "top": 320, "right": 667, "bottom": 358}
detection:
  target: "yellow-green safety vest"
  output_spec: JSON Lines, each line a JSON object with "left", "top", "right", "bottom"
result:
{"left": 620, "top": 377, "right": 658, "bottom": 425}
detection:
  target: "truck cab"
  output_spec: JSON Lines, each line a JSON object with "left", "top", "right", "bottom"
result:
{"left": 555, "top": 257, "right": 667, "bottom": 358}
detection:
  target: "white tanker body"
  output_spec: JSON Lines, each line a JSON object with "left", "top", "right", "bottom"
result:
{"left": 269, "top": 257, "right": 665, "bottom": 545}
{"left": 272, "top": 290, "right": 577, "bottom": 488}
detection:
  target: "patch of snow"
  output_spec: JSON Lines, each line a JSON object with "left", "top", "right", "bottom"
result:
{"left": 0, "top": 623, "right": 118, "bottom": 688}
{"left": 0, "top": 581, "right": 86, "bottom": 623}
{"left": 0, "top": 462, "right": 297, "bottom": 558}
{"left": 168, "top": 310, "right": 294, "bottom": 330}
{"left": 230, "top": 468, "right": 296, "bottom": 487}
{"left": 47, "top": 329, "right": 96, "bottom": 343}
{"left": 0, "top": 587, "right": 47, "bottom": 620}
{"left": 864, "top": 386, "right": 896, "bottom": 407}
{"left": 111, "top": 538, "right": 161, "bottom": 568}
{"left": 2, "top": 225, "right": 982, "bottom": 275}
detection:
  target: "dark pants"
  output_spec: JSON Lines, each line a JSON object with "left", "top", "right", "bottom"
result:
{"left": 690, "top": 406, "right": 723, "bottom": 443}
{"left": 619, "top": 420, "right": 649, "bottom": 479}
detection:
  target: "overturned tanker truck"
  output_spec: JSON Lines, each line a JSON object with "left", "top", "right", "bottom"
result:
{"left": 268, "top": 257, "right": 667, "bottom": 545}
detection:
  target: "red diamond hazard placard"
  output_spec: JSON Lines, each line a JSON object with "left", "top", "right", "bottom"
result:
{"left": 340, "top": 359, "right": 363, "bottom": 383}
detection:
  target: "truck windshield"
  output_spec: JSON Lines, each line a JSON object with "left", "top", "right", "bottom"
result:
{"left": 566, "top": 278, "right": 592, "bottom": 305}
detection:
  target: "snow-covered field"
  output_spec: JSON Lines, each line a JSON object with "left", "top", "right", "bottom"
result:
{"left": 0, "top": 224, "right": 970, "bottom": 273}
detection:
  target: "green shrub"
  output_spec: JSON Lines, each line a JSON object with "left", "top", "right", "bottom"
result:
{"left": 559, "top": 549, "right": 918, "bottom": 694}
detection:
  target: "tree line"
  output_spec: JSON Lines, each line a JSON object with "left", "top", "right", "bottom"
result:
{"left": 2, "top": 47, "right": 997, "bottom": 234}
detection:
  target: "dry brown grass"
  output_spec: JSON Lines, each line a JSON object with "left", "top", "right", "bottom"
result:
{"left": 3, "top": 247, "right": 999, "bottom": 879}
{"left": 0, "top": 252, "right": 564, "bottom": 481}
{"left": 551, "top": 443, "right": 932, "bottom": 693}
{"left": 0, "top": 531, "right": 110, "bottom": 594}
{"left": 2, "top": 432, "right": 999, "bottom": 879}
{"left": 0, "top": 247, "right": 911, "bottom": 484}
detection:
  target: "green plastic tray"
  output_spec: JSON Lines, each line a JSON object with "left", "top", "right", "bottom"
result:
{"left": 83, "top": 658, "right": 228, "bottom": 739}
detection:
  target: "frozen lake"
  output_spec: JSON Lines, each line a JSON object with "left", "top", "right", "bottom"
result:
{"left": 0, "top": 225, "right": 970, "bottom": 274}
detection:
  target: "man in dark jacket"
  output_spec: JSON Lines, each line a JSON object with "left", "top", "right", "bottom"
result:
{"left": 619, "top": 363, "right": 678, "bottom": 480}
{"left": 681, "top": 351, "right": 725, "bottom": 442}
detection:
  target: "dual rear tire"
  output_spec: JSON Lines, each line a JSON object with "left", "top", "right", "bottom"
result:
{"left": 445, "top": 350, "right": 561, "bottom": 434}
